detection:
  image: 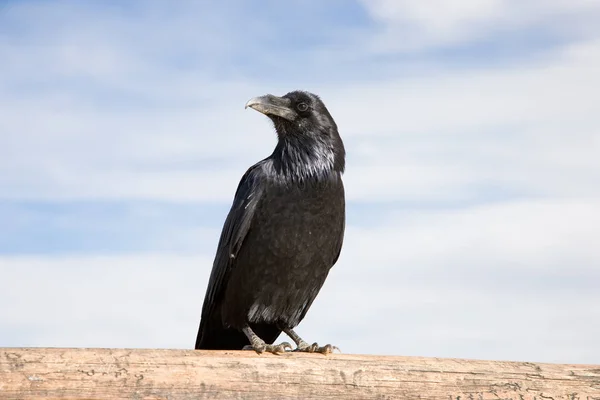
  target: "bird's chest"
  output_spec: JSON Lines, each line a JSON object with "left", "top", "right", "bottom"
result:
{"left": 252, "top": 181, "right": 344, "bottom": 261}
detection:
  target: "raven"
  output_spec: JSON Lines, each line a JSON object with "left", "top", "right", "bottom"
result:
{"left": 195, "top": 90, "right": 345, "bottom": 354}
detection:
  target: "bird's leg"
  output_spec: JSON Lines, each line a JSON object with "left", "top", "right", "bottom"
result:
{"left": 241, "top": 325, "right": 292, "bottom": 355}
{"left": 282, "top": 327, "right": 311, "bottom": 350}
{"left": 283, "top": 328, "right": 339, "bottom": 355}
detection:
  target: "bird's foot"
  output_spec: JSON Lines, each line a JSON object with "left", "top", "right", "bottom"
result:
{"left": 241, "top": 325, "right": 292, "bottom": 354}
{"left": 294, "top": 341, "right": 339, "bottom": 355}
{"left": 242, "top": 341, "right": 292, "bottom": 355}
{"left": 282, "top": 327, "right": 339, "bottom": 355}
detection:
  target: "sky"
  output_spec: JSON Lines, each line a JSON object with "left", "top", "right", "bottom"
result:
{"left": 1, "top": 0, "right": 599, "bottom": 364}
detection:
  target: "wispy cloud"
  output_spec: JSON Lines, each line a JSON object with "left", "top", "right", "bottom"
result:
{"left": 358, "top": 0, "right": 600, "bottom": 53}
{"left": 2, "top": 38, "right": 599, "bottom": 202}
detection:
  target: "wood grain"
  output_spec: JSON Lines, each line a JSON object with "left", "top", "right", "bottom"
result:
{"left": 1, "top": 348, "right": 599, "bottom": 399}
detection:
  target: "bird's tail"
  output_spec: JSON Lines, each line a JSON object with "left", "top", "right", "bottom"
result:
{"left": 195, "top": 320, "right": 282, "bottom": 350}
{"left": 195, "top": 325, "right": 249, "bottom": 350}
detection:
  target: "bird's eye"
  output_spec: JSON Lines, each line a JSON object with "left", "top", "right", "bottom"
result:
{"left": 297, "top": 102, "right": 308, "bottom": 112}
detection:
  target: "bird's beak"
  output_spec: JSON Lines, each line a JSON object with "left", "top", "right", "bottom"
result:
{"left": 245, "top": 94, "right": 297, "bottom": 121}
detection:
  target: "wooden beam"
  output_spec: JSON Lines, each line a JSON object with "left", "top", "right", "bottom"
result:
{"left": 1, "top": 348, "right": 599, "bottom": 399}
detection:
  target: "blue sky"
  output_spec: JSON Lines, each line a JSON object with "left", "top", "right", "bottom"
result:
{"left": 1, "top": 0, "right": 600, "bottom": 364}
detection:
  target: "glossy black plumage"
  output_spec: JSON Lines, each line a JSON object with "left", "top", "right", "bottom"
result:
{"left": 195, "top": 90, "right": 345, "bottom": 353}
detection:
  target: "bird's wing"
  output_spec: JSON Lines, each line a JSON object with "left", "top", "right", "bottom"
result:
{"left": 330, "top": 181, "right": 346, "bottom": 267}
{"left": 331, "top": 215, "right": 345, "bottom": 266}
{"left": 199, "top": 163, "right": 266, "bottom": 324}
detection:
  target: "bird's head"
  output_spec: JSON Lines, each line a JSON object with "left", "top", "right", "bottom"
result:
{"left": 245, "top": 90, "right": 345, "bottom": 174}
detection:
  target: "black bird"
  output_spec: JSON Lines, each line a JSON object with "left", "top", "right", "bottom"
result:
{"left": 194, "top": 90, "right": 345, "bottom": 354}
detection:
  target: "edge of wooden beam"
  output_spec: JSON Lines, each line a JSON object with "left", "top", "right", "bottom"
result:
{"left": 1, "top": 347, "right": 599, "bottom": 399}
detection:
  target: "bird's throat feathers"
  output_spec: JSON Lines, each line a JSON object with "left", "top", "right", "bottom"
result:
{"left": 269, "top": 127, "right": 345, "bottom": 183}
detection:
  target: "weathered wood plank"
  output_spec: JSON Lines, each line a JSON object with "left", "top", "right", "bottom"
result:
{"left": 1, "top": 348, "right": 599, "bottom": 399}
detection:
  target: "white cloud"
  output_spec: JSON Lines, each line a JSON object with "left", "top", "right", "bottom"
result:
{"left": 326, "top": 38, "right": 600, "bottom": 202}
{"left": 359, "top": 0, "right": 600, "bottom": 52}
{"left": 2, "top": 37, "right": 599, "bottom": 203}
{"left": 343, "top": 199, "right": 600, "bottom": 270}
{"left": 0, "top": 255, "right": 210, "bottom": 348}
{"left": 364, "top": 0, "right": 503, "bottom": 47}
{"left": 331, "top": 38, "right": 600, "bottom": 135}
{"left": 2, "top": 199, "right": 599, "bottom": 363}
{"left": 321, "top": 198, "right": 600, "bottom": 363}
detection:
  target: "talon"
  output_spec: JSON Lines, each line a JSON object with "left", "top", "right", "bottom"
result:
{"left": 281, "top": 342, "right": 293, "bottom": 351}
{"left": 291, "top": 341, "right": 338, "bottom": 354}
{"left": 245, "top": 341, "right": 267, "bottom": 354}
{"left": 259, "top": 341, "right": 293, "bottom": 355}
{"left": 282, "top": 328, "right": 337, "bottom": 355}
{"left": 316, "top": 344, "right": 336, "bottom": 354}
{"left": 241, "top": 326, "right": 293, "bottom": 355}
{"left": 292, "top": 340, "right": 310, "bottom": 352}
{"left": 272, "top": 345, "right": 286, "bottom": 354}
